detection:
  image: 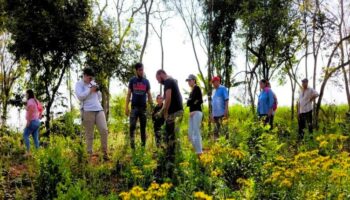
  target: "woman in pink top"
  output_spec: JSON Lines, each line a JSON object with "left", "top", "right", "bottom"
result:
{"left": 24, "top": 89, "right": 42, "bottom": 154}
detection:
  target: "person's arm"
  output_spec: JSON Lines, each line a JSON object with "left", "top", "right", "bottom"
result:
{"left": 163, "top": 89, "right": 172, "bottom": 119}
{"left": 147, "top": 90, "right": 153, "bottom": 106}
{"left": 310, "top": 89, "right": 319, "bottom": 101}
{"left": 75, "top": 82, "right": 91, "bottom": 101}
{"left": 146, "top": 80, "right": 153, "bottom": 106}
{"left": 223, "top": 88, "right": 229, "bottom": 118}
{"left": 224, "top": 100, "right": 229, "bottom": 118}
{"left": 267, "top": 90, "right": 274, "bottom": 116}
{"left": 97, "top": 91, "right": 102, "bottom": 102}
{"left": 125, "top": 89, "right": 131, "bottom": 116}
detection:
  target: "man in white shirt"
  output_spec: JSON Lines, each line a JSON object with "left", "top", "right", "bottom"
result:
{"left": 75, "top": 68, "right": 109, "bottom": 161}
{"left": 297, "top": 78, "right": 319, "bottom": 141}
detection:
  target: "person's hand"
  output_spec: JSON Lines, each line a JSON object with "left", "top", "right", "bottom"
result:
{"left": 125, "top": 107, "right": 130, "bottom": 116}
{"left": 90, "top": 86, "right": 97, "bottom": 93}
{"left": 268, "top": 109, "right": 273, "bottom": 117}
{"left": 224, "top": 110, "right": 228, "bottom": 119}
{"left": 25, "top": 122, "right": 29, "bottom": 128}
{"left": 190, "top": 112, "right": 195, "bottom": 118}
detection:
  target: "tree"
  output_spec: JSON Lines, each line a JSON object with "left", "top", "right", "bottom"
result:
{"left": 202, "top": 0, "right": 242, "bottom": 89}
{"left": 151, "top": 0, "right": 173, "bottom": 95}
{"left": 85, "top": 18, "right": 139, "bottom": 120}
{"left": 240, "top": 0, "right": 301, "bottom": 113}
{"left": 5, "top": 0, "right": 91, "bottom": 136}
{"left": 0, "top": 32, "right": 26, "bottom": 126}
{"left": 140, "top": 0, "right": 154, "bottom": 62}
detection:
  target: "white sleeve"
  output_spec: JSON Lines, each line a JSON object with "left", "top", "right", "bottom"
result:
{"left": 313, "top": 89, "right": 319, "bottom": 96}
{"left": 97, "top": 91, "right": 102, "bottom": 101}
{"left": 75, "top": 82, "right": 90, "bottom": 101}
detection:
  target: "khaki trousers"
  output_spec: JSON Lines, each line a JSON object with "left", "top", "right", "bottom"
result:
{"left": 82, "top": 111, "right": 108, "bottom": 154}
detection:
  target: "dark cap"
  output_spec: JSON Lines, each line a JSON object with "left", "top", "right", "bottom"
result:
{"left": 186, "top": 74, "right": 196, "bottom": 81}
{"left": 302, "top": 78, "right": 308, "bottom": 83}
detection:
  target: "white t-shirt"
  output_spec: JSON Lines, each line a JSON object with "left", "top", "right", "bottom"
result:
{"left": 75, "top": 80, "right": 103, "bottom": 111}
{"left": 298, "top": 87, "right": 318, "bottom": 114}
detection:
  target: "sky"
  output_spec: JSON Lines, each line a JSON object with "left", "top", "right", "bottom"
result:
{"left": 6, "top": 0, "right": 348, "bottom": 129}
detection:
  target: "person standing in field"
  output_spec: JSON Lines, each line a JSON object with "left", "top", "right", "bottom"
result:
{"left": 125, "top": 63, "right": 153, "bottom": 149}
{"left": 257, "top": 79, "right": 274, "bottom": 128}
{"left": 297, "top": 78, "right": 319, "bottom": 141}
{"left": 211, "top": 76, "right": 229, "bottom": 140}
{"left": 156, "top": 69, "right": 183, "bottom": 178}
{"left": 23, "top": 89, "right": 43, "bottom": 156}
{"left": 152, "top": 95, "right": 165, "bottom": 148}
{"left": 186, "top": 74, "right": 204, "bottom": 157}
{"left": 267, "top": 81, "right": 278, "bottom": 129}
{"left": 75, "top": 68, "right": 109, "bottom": 161}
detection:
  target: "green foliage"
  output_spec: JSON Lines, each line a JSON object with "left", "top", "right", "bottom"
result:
{"left": 51, "top": 110, "right": 81, "bottom": 137}
{"left": 35, "top": 138, "right": 72, "bottom": 200}
{"left": 0, "top": 105, "right": 349, "bottom": 199}
{"left": 4, "top": 0, "right": 92, "bottom": 134}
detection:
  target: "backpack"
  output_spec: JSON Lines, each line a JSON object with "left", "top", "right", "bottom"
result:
{"left": 35, "top": 99, "right": 44, "bottom": 119}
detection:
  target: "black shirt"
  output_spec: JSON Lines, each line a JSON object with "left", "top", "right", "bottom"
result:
{"left": 152, "top": 104, "right": 165, "bottom": 128}
{"left": 128, "top": 76, "right": 150, "bottom": 107}
{"left": 163, "top": 78, "right": 183, "bottom": 114}
{"left": 187, "top": 85, "right": 203, "bottom": 112}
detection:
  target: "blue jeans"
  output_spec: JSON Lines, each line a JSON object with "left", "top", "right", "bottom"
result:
{"left": 188, "top": 111, "right": 203, "bottom": 154}
{"left": 23, "top": 119, "right": 40, "bottom": 151}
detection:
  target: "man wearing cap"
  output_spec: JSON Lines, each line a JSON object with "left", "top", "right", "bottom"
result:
{"left": 186, "top": 74, "right": 204, "bottom": 157}
{"left": 297, "top": 78, "right": 319, "bottom": 141}
{"left": 75, "top": 68, "right": 109, "bottom": 161}
{"left": 211, "top": 76, "right": 229, "bottom": 140}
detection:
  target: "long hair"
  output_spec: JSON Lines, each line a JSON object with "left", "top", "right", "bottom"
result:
{"left": 26, "top": 89, "right": 35, "bottom": 100}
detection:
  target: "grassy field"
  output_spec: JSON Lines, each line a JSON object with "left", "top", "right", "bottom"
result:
{"left": 0, "top": 101, "right": 349, "bottom": 199}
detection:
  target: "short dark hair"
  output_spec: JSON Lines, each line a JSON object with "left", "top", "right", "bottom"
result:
{"left": 26, "top": 89, "right": 35, "bottom": 99}
{"left": 134, "top": 63, "right": 144, "bottom": 70}
{"left": 156, "top": 69, "right": 166, "bottom": 75}
{"left": 260, "top": 79, "right": 268, "bottom": 84}
{"left": 83, "top": 68, "right": 95, "bottom": 76}
{"left": 156, "top": 94, "right": 163, "bottom": 99}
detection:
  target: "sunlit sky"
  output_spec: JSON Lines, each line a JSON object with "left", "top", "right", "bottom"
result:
{"left": 6, "top": 0, "right": 348, "bottom": 129}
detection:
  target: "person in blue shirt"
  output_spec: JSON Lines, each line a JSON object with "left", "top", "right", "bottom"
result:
{"left": 125, "top": 63, "right": 153, "bottom": 149}
{"left": 257, "top": 79, "right": 275, "bottom": 129}
{"left": 211, "top": 76, "right": 229, "bottom": 140}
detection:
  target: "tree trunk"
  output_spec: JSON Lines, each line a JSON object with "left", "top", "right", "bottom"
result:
{"left": 140, "top": 0, "right": 154, "bottom": 62}
{"left": 101, "top": 77, "right": 110, "bottom": 121}
{"left": 339, "top": 0, "right": 350, "bottom": 110}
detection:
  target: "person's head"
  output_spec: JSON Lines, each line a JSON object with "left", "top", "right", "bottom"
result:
{"left": 83, "top": 68, "right": 95, "bottom": 83}
{"left": 186, "top": 74, "right": 197, "bottom": 88}
{"left": 259, "top": 79, "right": 268, "bottom": 89}
{"left": 302, "top": 78, "right": 308, "bottom": 89}
{"left": 26, "top": 89, "right": 35, "bottom": 100}
{"left": 211, "top": 76, "right": 221, "bottom": 88}
{"left": 156, "top": 94, "right": 163, "bottom": 105}
{"left": 156, "top": 69, "right": 167, "bottom": 84}
{"left": 134, "top": 63, "right": 144, "bottom": 78}
{"left": 267, "top": 81, "right": 271, "bottom": 88}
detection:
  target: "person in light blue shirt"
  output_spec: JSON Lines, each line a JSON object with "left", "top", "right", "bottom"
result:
{"left": 257, "top": 79, "right": 274, "bottom": 129}
{"left": 211, "top": 76, "right": 229, "bottom": 140}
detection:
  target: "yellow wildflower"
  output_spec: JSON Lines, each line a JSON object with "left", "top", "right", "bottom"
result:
{"left": 194, "top": 191, "right": 213, "bottom": 200}
{"left": 279, "top": 179, "right": 292, "bottom": 188}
